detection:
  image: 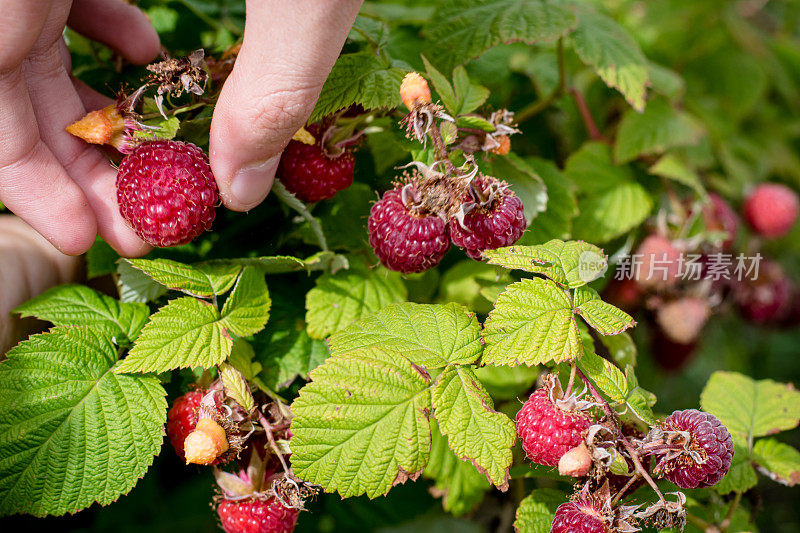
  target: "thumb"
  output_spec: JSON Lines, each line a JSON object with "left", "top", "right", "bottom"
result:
{"left": 210, "top": 0, "right": 362, "bottom": 211}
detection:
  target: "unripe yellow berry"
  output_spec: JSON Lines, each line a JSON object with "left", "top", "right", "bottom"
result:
{"left": 400, "top": 72, "right": 432, "bottom": 111}
{"left": 184, "top": 418, "right": 229, "bottom": 465}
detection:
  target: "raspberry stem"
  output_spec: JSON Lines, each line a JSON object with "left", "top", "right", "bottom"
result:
{"left": 427, "top": 121, "right": 458, "bottom": 177}
{"left": 515, "top": 38, "right": 566, "bottom": 123}
{"left": 272, "top": 181, "right": 329, "bottom": 251}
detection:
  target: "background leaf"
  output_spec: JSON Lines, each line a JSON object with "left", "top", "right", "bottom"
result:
{"left": 219, "top": 267, "right": 271, "bottom": 337}
{"left": 0, "top": 327, "right": 166, "bottom": 516}
{"left": 432, "top": 366, "right": 515, "bottom": 489}
{"left": 291, "top": 347, "right": 432, "bottom": 499}
{"left": 329, "top": 302, "right": 483, "bottom": 368}
{"left": 115, "top": 297, "right": 232, "bottom": 374}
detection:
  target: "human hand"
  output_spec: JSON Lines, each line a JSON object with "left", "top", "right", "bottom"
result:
{"left": 0, "top": 0, "right": 160, "bottom": 256}
{"left": 0, "top": 215, "right": 82, "bottom": 354}
{"left": 208, "top": 0, "right": 363, "bottom": 211}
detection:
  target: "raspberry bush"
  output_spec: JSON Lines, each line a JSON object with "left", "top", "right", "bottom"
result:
{"left": 2, "top": 1, "right": 800, "bottom": 533}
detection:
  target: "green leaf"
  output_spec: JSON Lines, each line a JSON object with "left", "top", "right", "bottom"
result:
{"left": 220, "top": 267, "right": 271, "bottom": 337}
{"left": 116, "top": 259, "right": 167, "bottom": 304}
{"left": 576, "top": 352, "right": 629, "bottom": 404}
{"left": 252, "top": 289, "right": 328, "bottom": 390}
{"left": 648, "top": 62, "right": 685, "bottom": 102}
{"left": 564, "top": 142, "right": 634, "bottom": 195}
{"left": 519, "top": 158, "right": 577, "bottom": 244}
{"left": 432, "top": 366, "right": 515, "bottom": 489}
{"left": 349, "top": 15, "right": 389, "bottom": 48}
{"left": 115, "top": 297, "right": 232, "bottom": 374}
{"left": 700, "top": 371, "right": 800, "bottom": 446}
{"left": 474, "top": 364, "right": 540, "bottom": 401}
{"left": 482, "top": 278, "right": 581, "bottom": 367}
{"left": 597, "top": 331, "right": 637, "bottom": 367}
{"left": 0, "top": 327, "right": 166, "bottom": 516}
{"left": 648, "top": 153, "right": 706, "bottom": 197}
{"left": 219, "top": 363, "right": 254, "bottom": 412}
{"left": 290, "top": 347, "right": 432, "bottom": 498}
{"left": 135, "top": 116, "right": 180, "bottom": 141}
{"left": 422, "top": 55, "right": 458, "bottom": 115}
{"left": 14, "top": 284, "right": 148, "bottom": 343}
{"left": 329, "top": 302, "right": 483, "bottom": 368}
{"left": 488, "top": 153, "right": 547, "bottom": 225}
{"left": 309, "top": 52, "right": 407, "bottom": 123}
{"left": 86, "top": 237, "right": 119, "bottom": 278}
{"left": 305, "top": 260, "right": 407, "bottom": 340}
{"left": 426, "top": 0, "right": 577, "bottom": 72}
{"left": 572, "top": 181, "right": 654, "bottom": 244}
{"left": 424, "top": 422, "right": 490, "bottom": 516}
{"left": 577, "top": 353, "right": 655, "bottom": 424}
{"left": 484, "top": 239, "right": 607, "bottom": 288}
{"left": 125, "top": 258, "right": 241, "bottom": 298}
{"left": 614, "top": 99, "right": 703, "bottom": 164}
{"left": 714, "top": 444, "right": 757, "bottom": 495}
{"left": 228, "top": 338, "right": 261, "bottom": 381}
{"left": 452, "top": 66, "right": 490, "bottom": 114}
{"left": 753, "top": 439, "right": 800, "bottom": 486}
{"left": 456, "top": 115, "right": 496, "bottom": 132}
{"left": 437, "top": 261, "right": 512, "bottom": 315}
{"left": 570, "top": 6, "right": 649, "bottom": 112}
{"left": 573, "top": 286, "right": 636, "bottom": 335}
{"left": 513, "top": 489, "right": 567, "bottom": 533}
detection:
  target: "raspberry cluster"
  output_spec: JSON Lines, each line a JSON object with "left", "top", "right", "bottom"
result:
{"left": 369, "top": 175, "right": 526, "bottom": 273}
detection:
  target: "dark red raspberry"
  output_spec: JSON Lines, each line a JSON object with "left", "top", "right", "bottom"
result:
{"left": 368, "top": 185, "right": 450, "bottom": 273}
{"left": 166, "top": 390, "right": 204, "bottom": 461}
{"left": 449, "top": 175, "right": 525, "bottom": 260}
{"left": 116, "top": 140, "right": 218, "bottom": 247}
{"left": 660, "top": 409, "right": 734, "bottom": 489}
{"left": 743, "top": 183, "right": 799, "bottom": 238}
{"left": 733, "top": 260, "right": 792, "bottom": 323}
{"left": 651, "top": 327, "right": 697, "bottom": 372}
{"left": 516, "top": 386, "right": 592, "bottom": 467}
{"left": 550, "top": 500, "right": 607, "bottom": 533}
{"left": 704, "top": 193, "right": 739, "bottom": 249}
{"left": 277, "top": 126, "right": 354, "bottom": 203}
{"left": 217, "top": 498, "right": 299, "bottom": 533}
{"left": 634, "top": 235, "right": 681, "bottom": 289}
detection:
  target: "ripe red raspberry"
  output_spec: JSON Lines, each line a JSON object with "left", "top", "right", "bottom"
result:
{"left": 634, "top": 235, "right": 681, "bottom": 289}
{"left": 655, "top": 297, "right": 711, "bottom": 344}
{"left": 166, "top": 390, "right": 204, "bottom": 461}
{"left": 733, "top": 260, "right": 792, "bottom": 323}
{"left": 744, "top": 183, "right": 799, "bottom": 238}
{"left": 659, "top": 409, "right": 734, "bottom": 489}
{"left": 217, "top": 498, "right": 299, "bottom": 533}
{"left": 116, "top": 140, "right": 218, "bottom": 247}
{"left": 704, "top": 193, "right": 739, "bottom": 249}
{"left": 550, "top": 500, "right": 607, "bottom": 533}
{"left": 449, "top": 176, "right": 526, "bottom": 260}
{"left": 276, "top": 126, "right": 355, "bottom": 203}
{"left": 516, "top": 385, "right": 592, "bottom": 467}
{"left": 368, "top": 185, "right": 450, "bottom": 273}
{"left": 602, "top": 278, "right": 643, "bottom": 314}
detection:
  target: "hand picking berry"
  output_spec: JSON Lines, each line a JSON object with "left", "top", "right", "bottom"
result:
{"left": 449, "top": 175, "right": 526, "bottom": 260}
{"left": 368, "top": 183, "right": 451, "bottom": 273}
{"left": 277, "top": 124, "right": 355, "bottom": 203}
{"left": 516, "top": 376, "right": 593, "bottom": 467}
{"left": 116, "top": 140, "right": 218, "bottom": 247}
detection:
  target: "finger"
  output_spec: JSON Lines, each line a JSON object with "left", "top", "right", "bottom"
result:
{"left": 0, "top": 2, "right": 97, "bottom": 255}
{"left": 24, "top": 13, "right": 151, "bottom": 257}
{"left": 210, "top": 0, "right": 362, "bottom": 211}
{"left": 72, "top": 76, "right": 114, "bottom": 111}
{"left": 67, "top": 0, "right": 160, "bottom": 65}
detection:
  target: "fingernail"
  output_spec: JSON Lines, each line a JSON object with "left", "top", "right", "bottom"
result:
{"left": 229, "top": 156, "right": 280, "bottom": 208}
